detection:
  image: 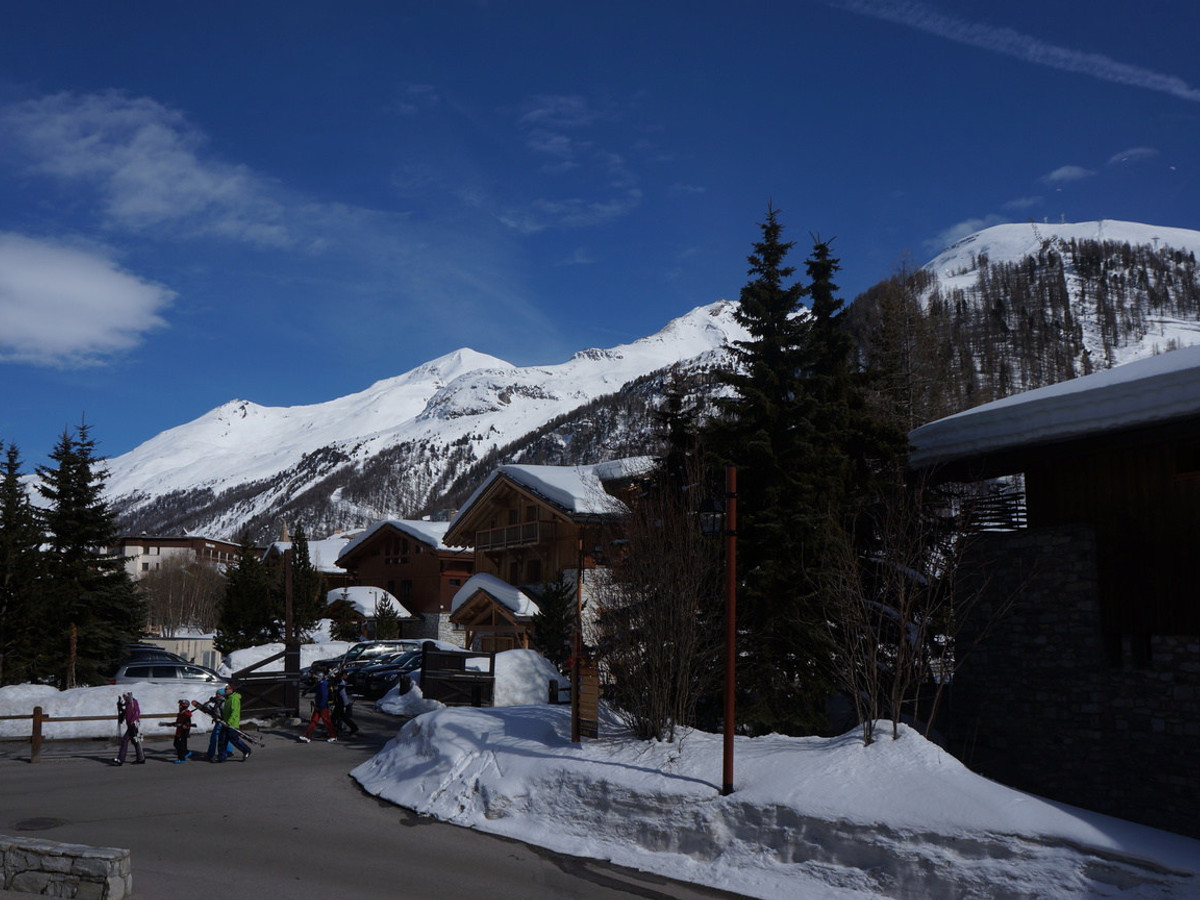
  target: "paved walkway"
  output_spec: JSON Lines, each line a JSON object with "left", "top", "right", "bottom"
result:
{"left": 0, "top": 707, "right": 740, "bottom": 900}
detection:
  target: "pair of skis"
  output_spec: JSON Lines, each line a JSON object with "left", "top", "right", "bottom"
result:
{"left": 190, "top": 700, "right": 266, "bottom": 748}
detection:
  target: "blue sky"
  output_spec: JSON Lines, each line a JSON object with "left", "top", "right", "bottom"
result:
{"left": 2, "top": 1, "right": 1198, "bottom": 465}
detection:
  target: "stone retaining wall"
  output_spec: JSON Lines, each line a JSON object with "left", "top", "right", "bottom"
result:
{"left": 0, "top": 835, "right": 130, "bottom": 899}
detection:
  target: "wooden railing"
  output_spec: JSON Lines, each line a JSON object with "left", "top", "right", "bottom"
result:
{"left": 475, "top": 521, "right": 543, "bottom": 551}
{"left": 0, "top": 708, "right": 178, "bottom": 763}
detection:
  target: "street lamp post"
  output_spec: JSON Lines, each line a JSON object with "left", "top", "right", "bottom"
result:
{"left": 701, "top": 465, "right": 737, "bottom": 796}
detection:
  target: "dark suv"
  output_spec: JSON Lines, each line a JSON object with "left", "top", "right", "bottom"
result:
{"left": 301, "top": 640, "right": 422, "bottom": 691}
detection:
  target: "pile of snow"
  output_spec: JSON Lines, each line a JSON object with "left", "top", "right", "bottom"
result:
{"left": 356, "top": 649, "right": 1200, "bottom": 900}
{"left": 0, "top": 683, "right": 223, "bottom": 739}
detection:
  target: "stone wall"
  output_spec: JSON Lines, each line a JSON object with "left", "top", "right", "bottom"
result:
{"left": 948, "top": 525, "right": 1200, "bottom": 839}
{"left": 0, "top": 835, "right": 130, "bottom": 898}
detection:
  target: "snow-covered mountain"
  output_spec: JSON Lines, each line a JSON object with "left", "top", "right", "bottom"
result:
{"left": 924, "top": 219, "right": 1200, "bottom": 368}
{"left": 109, "top": 301, "right": 747, "bottom": 540}
{"left": 110, "top": 219, "right": 1200, "bottom": 542}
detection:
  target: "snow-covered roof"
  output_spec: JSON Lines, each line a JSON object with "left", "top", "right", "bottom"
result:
{"left": 325, "top": 585, "right": 415, "bottom": 619}
{"left": 336, "top": 518, "right": 457, "bottom": 566}
{"left": 457, "top": 457, "right": 653, "bottom": 521}
{"left": 451, "top": 573, "right": 540, "bottom": 617}
{"left": 908, "top": 345, "right": 1200, "bottom": 469}
{"left": 266, "top": 533, "right": 357, "bottom": 574}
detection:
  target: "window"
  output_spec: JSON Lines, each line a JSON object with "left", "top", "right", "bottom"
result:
{"left": 400, "top": 580, "right": 413, "bottom": 597}
{"left": 526, "top": 560, "right": 542, "bottom": 584}
{"left": 525, "top": 505, "right": 537, "bottom": 522}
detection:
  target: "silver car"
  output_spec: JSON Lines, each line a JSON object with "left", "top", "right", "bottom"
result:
{"left": 111, "top": 661, "right": 228, "bottom": 687}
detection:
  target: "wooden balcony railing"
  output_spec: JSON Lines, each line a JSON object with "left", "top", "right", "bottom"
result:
{"left": 475, "top": 521, "right": 544, "bottom": 550}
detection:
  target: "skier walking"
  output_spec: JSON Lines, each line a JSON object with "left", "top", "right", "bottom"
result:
{"left": 112, "top": 691, "right": 145, "bottom": 766}
{"left": 194, "top": 687, "right": 229, "bottom": 761}
{"left": 217, "top": 682, "right": 252, "bottom": 762}
{"left": 298, "top": 670, "right": 336, "bottom": 743}
{"left": 331, "top": 670, "right": 359, "bottom": 737}
{"left": 164, "top": 698, "right": 194, "bottom": 763}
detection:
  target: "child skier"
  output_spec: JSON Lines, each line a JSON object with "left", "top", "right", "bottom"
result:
{"left": 164, "top": 698, "right": 194, "bottom": 763}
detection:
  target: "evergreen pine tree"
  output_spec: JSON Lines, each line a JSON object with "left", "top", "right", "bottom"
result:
{"left": 709, "top": 209, "right": 906, "bottom": 735}
{"left": 530, "top": 579, "right": 575, "bottom": 670}
{"left": 35, "top": 424, "right": 145, "bottom": 687}
{"left": 216, "top": 532, "right": 280, "bottom": 654}
{"left": 0, "top": 443, "right": 46, "bottom": 685}
{"left": 373, "top": 593, "right": 400, "bottom": 639}
{"left": 289, "top": 526, "right": 324, "bottom": 638}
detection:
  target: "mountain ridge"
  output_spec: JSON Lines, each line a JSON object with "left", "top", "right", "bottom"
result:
{"left": 109, "top": 219, "right": 1200, "bottom": 542}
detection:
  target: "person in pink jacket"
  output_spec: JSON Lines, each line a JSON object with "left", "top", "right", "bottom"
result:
{"left": 112, "top": 691, "right": 145, "bottom": 766}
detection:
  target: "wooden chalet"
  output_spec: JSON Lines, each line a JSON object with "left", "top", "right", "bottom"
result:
{"left": 908, "top": 345, "right": 1200, "bottom": 839}
{"left": 443, "top": 459, "right": 649, "bottom": 650}
{"left": 450, "top": 573, "right": 539, "bottom": 652}
{"left": 334, "top": 519, "right": 474, "bottom": 644}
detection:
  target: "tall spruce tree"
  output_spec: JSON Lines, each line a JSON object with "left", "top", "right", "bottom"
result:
{"left": 216, "top": 532, "right": 280, "bottom": 654}
{"left": 0, "top": 443, "right": 45, "bottom": 685}
{"left": 289, "top": 526, "right": 324, "bottom": 638}
{"left": 36, "top": 424, "right": 145, "bottom": 687}
{"left": 709, "top": 208, "right": 906, "bottom": 735}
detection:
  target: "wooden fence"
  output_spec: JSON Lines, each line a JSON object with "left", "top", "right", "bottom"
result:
{"left": 0, "top": 707, "right": 179, "bottom": 763}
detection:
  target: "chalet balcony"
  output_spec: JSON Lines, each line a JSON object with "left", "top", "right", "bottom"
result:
{"left": 475, "top": 521, "right": 545, "bottom": 551}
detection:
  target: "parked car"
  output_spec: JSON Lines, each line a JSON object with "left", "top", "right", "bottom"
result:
{"left": 119, "top": 644, "right": 189, "bottom": 664}
{"left": 111, "top": 661, "right": 227, "bottom": 687}
{"left": 101, "top": 643, "right": 190, "bottom": 678}
{"left": 302, "top": 640, "right": 424, "bottom": 691}
{"left": 355, "top": 649, "right": 424, "bottom": 697}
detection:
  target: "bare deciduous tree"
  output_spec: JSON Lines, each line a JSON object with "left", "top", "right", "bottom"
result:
{"left": 825, "top": 476, "right": 1020, "bottom": 745}
{"left": 138, "top": 556, "right": 225, "bottom": 636}
{"left": 592, "top": 468, "right": 723, "bottom": 742}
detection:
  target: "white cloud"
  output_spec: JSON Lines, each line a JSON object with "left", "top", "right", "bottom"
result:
{"left": 1107, "top": 146, "right": 1159, "bottom": 166}
{"left": 927, "top": 215, "right": 1008, "bottom": 252}
{"left": 1, "top": 91, "right": 295, "bottom": 247}
{"left": 1002, "top": 195, "right": 1042, "bottom": 211}
{"left": 1042, "top": 165, "right": 1096, "bottom": 184}
{"left": 826, "top": 1, "right": 1200, "bottom": 103}
{"left": 0, "top": 234, "right": 173, "bottom": 367}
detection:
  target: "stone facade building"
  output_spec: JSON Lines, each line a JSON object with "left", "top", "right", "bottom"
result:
{"left": 909, "top": 347, "right": 1200, "bottom": 839}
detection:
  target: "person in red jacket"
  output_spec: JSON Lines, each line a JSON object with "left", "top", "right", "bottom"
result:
{"left": 298, "top": 671, "right": 336, "bottom": 743}
{"left": 165, "top": 698, "right": 194, "bottom": 763}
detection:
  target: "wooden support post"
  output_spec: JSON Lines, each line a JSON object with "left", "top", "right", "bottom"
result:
{"left": 31, "top": 706, "right": 44, "bottom": 764}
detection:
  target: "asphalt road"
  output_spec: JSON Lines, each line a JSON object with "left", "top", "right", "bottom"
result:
{"left": 0, "top": 706, "right": 747, "bottom": 900}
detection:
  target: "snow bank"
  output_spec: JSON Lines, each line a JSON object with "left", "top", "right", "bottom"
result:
{"left": 352, "top": 709, "right": 1200, "bottom": 900}
{"left": 0, "top": 683, "right": 222, "bottom": 739}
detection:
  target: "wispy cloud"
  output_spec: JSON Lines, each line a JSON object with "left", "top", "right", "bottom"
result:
{"left": 501, "top": 93, "right": 642, "bottom": 233}
{"left": 1042, "top": 165, "right": 1096, "bottom": 185}
{"left": 0, "top": 234, "right": 172, "bottom": 366}
{"left": 1107, "top": 146, "right": 1159, "bottom": 167}
{"left": 926, "top": 214, "right": 1008, "bottom": 253}
{"left": 1002, "top": 196, "right": 1042, "bottom": 211}
{"left": 826, "top": 0, "right": 1200, "bottom": 103}
{"left": 1, "top": 91, "right": 297, "bottom": 247}
{"left": 0, "top": 91, "right": 570, "bottom": 361}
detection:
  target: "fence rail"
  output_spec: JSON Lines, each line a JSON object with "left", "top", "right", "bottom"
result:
{"left": 1, "top": 707, "right": 181, "bottom": 764}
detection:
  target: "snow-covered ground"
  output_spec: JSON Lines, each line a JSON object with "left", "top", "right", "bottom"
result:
{"left": 3, "top": 646, "right": 1197, "bottom": 899}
